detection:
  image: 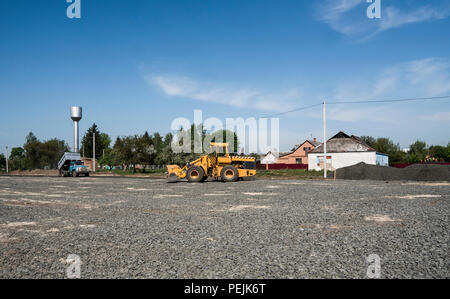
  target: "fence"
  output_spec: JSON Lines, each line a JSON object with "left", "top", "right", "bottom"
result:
{"left": 392, "top": 162, "right": 450, "bottom": 168}
{"left": 257, "top": 163, "right": 308, "bottom": 170}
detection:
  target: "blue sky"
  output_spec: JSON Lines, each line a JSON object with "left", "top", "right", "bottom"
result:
{"left": 1, "top": 0, "right": 450, "bottom": 152}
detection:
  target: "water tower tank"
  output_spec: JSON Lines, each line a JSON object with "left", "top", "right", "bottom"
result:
{"left": 71, "top": 106, "right": 82, "bottom": 121}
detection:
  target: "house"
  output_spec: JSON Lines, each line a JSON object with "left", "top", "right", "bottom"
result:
{"left": 276, "top": 139, "right": 321, "bottom": 165}
{"left": 260, "top": 151, "right": 289, "bottom": 164}
{"left": 81, "top": 157, "right": 99, "bottom": 171}
{"left": 308, "top": 131, "right": 389, "bottom": 171}
{"left": 260, "top": 152, "right": 278, "bottom": 164}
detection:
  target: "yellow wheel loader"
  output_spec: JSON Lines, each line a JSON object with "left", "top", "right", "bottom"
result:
{"left": 167, "top": 142, "right": 257, "bottom": 183}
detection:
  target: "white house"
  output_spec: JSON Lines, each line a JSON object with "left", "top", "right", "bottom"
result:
{"left": 308, "top": 131, "right": 389, "bottom": 171}
{"left": 260, "top": 151, "right": 278, "bottom": 164}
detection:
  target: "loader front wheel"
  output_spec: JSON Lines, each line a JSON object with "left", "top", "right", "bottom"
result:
{"left": 221, "top": 165, "right": 238, "bottom": 182}
{"left": 186, "top": 166, "right": 204, "bottom": 183}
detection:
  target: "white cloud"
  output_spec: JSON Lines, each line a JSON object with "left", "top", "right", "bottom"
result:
{"left": 148, "top": 75, "right": 300, "bottom": 112}
{"left": 315, "top": 0, "right": 450, "bottom": 38}
{"left": 333, "top": 58, "right": 450, "bottom": 100}
{"left": 379, "top": 5, "right": 449, "bottom": 32}
{"left": 147, "top": 58, "right": 450, "bottom": 124}
{"left": 315, "top": 0, "right": 366, "bottom": 36}
{"left": 323, "top": 58, "right": 450, "bottom": 122}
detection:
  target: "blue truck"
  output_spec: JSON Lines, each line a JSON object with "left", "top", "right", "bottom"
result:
{"left": 58, "top": 152, "right": 90, "bottom": 177}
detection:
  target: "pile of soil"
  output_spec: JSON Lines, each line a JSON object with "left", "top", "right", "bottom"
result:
{"left": 7, "top": 169, "right": 59, "bottom": 176}
{"left": 336, "top": 163, "right": 450, "bottom": 181}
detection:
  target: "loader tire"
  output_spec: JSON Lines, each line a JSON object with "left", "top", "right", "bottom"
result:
{"left": 221, "top": 165, "right": 238, "bottom": 182}
{"left": 186, "top": 166, "right": 204, "bottom": 183}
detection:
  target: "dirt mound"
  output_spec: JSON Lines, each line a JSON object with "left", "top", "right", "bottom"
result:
{"left": 336, "top": 163, "right": 450, "bottom": 181}
{"left": 8, "top": 169, "right": 59, "bottom": 176}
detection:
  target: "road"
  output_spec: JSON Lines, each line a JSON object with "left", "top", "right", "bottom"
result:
{"left": 0, "top": 176, "right": 448, "bottom": 278}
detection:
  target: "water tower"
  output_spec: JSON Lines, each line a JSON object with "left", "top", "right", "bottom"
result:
{"left": 70, "top": 106, "right": 82, "bottom": 153}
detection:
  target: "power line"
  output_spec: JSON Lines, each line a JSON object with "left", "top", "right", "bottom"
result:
{"left": 327, "top": 95, "right": 450, "bottom": 105}
{"left": 263, "top": 103, "right": 322, "bottom": 118}
{"left": 263, "top": 95, "right": 450, "bottom": 118}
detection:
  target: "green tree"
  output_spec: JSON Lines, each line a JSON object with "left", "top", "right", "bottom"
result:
{"left": 10, "top": 147, "right": 25, "bottom": 160}
{"left": 135, "top": 132, "right": 157, "bottom": 170}
{"left": 409, "top": 140, "right": 427, "bottom": 161}
{"left": 23, "top": 132, "right": 40, "bottom": 169}
{"left": 22, "top": 132, "right": 69, "bottom": 169}
{"left": 81, "top": 124, "right": 110, "bottom": 159}
{"left": 360, "top": 136, "right": 376, "bottom": 148}
{"left": 360, "top": 136, "right": 406, "bottom": 164}
{"left": 170, "top": 124, "right": 206, "bottom": 165}
{"left": 208, "top": 130, "right": 240, "bottom": 153}
{"left": 0, "top": 153, "right": 5, "bottom": 170}
{"left": 155, "top": 133, "right": 174, "bottom": 165}
{"left": 100, "top": 132, "right": 112, "bottom": 149}
{"left": 40, "top": 139, "right": 70, "bottom": 169}
{"left": 152, "top": 132, "right": 164, "bottom": 153}
{"left": 99, "top": 147, "right": 114, "bottom": 167}
{"left": 111, "top": 135, "right": 141, "bottom": 171}
{"left": 9, "top": 147, "right": 27, "bottom": 170}
{"left": 112, "top": 137, "right": 126, "bottom": 166}
{"left": 373, "top": 138, "right": 399, "bottom": 155}
{"left": 429, "top": 145, "right": 449, "bottom": 162}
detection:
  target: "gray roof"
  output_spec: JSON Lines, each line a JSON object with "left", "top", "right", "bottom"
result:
{"left": 307, "top": 140, "right": 321, "bottom": 147}
{"left": 310, "top": 131, "right": 375, "bottom": 153}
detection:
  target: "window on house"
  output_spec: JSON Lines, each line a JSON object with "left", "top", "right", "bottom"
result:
{"left": 296, "top": 158, "right": 302, "bottom": 164}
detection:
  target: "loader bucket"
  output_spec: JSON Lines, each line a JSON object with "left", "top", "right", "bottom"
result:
{"left": 168, "top": 173, "right": 179, "bottom": 183}
{"left": 167, "top": 165, "right": 183, "bottom": 183}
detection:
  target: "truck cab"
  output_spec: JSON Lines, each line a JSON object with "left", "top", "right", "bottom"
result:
{"left": 69, "top": 161, "right": 90, "bottom": 177}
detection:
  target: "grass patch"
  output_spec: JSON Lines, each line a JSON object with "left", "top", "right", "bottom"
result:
{"left": 256, "top": 169, "right": 333, "bottom": 179}
{"left": 96, "top": 168, "right": 166, "bottom": 176}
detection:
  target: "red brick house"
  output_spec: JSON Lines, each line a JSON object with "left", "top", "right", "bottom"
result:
{"left": 276, "top": 139, "right": 321, "bottom": 165}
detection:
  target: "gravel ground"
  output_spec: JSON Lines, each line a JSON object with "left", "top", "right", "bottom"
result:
{"left": 0, "top": 176, "right": 448, "bottom": 279}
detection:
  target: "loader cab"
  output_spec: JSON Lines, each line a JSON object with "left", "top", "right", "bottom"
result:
{"left": 211, "top": 142, "right": 232, "bottom": 164}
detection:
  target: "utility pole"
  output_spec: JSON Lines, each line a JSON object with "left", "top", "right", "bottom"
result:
{"left": 93, "top": 133, "right": 96, "bottom": 172}
{"left": 323, "top": 101, "right": 327, "bottom": 179}
{"left": 5, "top": 146, "right": 9, "bottom": 173}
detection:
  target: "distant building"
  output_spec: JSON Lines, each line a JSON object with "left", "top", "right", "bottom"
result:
{"left": 276, "top": 139, "right": 321, "bottom": 165}
{"left": 308, "top": 131, "right": 389, "bottom": 171}
{"left": 260, "top": 152, "right": 278, "bottom": 164}
{"left": 81, "top": 157, "right": 99, "bottom": 171}
{"left": 260, "top": 151, "right": 289, "bottom": 164}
